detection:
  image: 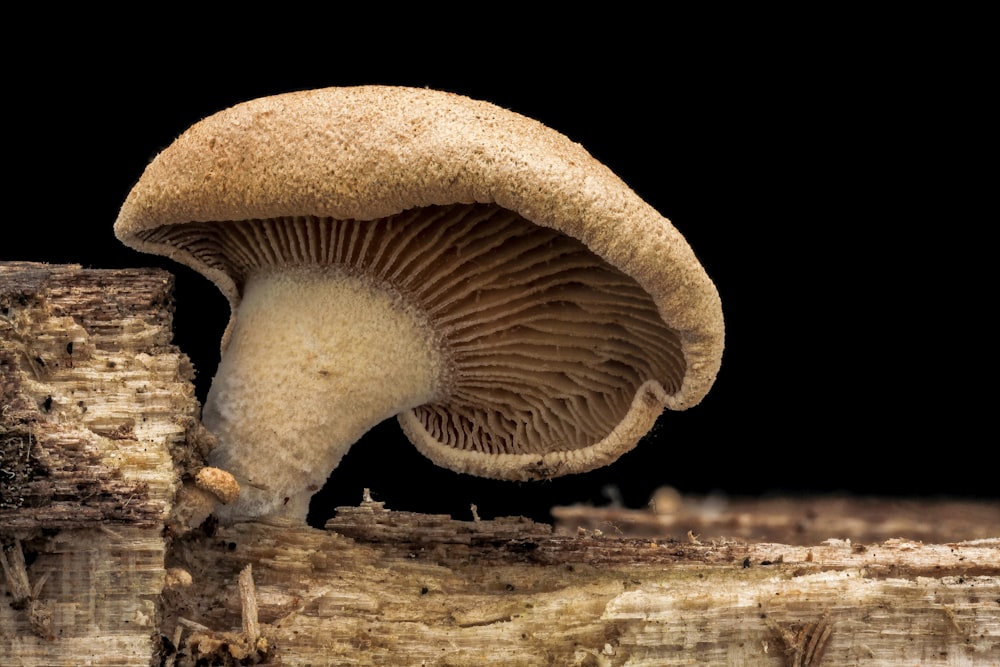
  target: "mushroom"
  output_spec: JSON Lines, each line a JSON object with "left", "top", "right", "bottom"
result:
{"left": 114, "top": 86, "right": 724, "bottom": 523}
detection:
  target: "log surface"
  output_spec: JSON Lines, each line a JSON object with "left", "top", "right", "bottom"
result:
{"left": 1, "top": 262, "right": 200, "bottom": 666}
{"left": 163, "top": 502, "right": 1000, "bottom": 666}
{"left": 2, "top": 263, "right": 999, "bottom": 666}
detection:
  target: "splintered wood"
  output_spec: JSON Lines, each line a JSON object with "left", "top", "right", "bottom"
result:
{"left": 163, "top": 504, "right": 1000, "bottom": 666}
{"left": 2, "top": 263, "right": 1000, "bottom": 666}
{"left": 0, "top": 262, "right": 202, "bottom": 529}
{"left": 1, "top": 262, "right": 201, "bottom": 666}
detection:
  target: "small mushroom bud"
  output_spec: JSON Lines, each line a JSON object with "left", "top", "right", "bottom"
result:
{"left": 195, "top": 466, "right": 240, "bottom": 505}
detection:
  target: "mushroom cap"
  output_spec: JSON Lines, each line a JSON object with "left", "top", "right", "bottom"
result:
{"left": 115, "top": 85, "right": 724, "bottom": 481}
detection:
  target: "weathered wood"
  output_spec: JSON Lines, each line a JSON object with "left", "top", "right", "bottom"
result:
{"left": 1, "top": 262, "right": 202, "bottom": 666}
{"left": 2, "top": 262, "right": 999, "bottom": 666}
{"left": 161, "top": 501, "right": 999, "bottom": 666}
{"left": 553, "top": 491, "right": 1000, "bottom": 545}
{"left": 1, "top": 262, "right": 206, "bottom": 529}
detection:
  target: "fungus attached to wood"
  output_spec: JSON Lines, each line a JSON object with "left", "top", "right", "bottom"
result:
{"left": 114, "top": 86, "right": 724, "bottom": 522}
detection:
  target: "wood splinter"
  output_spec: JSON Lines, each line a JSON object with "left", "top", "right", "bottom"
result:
{"left": 768, "top": 614, "right": 833, "bottom": 667}
{"left": 238, "top": 564, "right": 260, "bottom": 645}
{"left": 178, "top": 565, "right": 270, "bottom": 665}
{"left": 0, "top": 538, "right": 53, "bottom": 639}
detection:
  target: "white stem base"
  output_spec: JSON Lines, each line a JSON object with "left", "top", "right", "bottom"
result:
{"left": 203, "top": 266, "right": 442, "bottom": 522}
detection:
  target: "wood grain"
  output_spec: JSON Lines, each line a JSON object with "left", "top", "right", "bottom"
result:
{"left": 2, "top": 262, "right": 998, "bottom": 666}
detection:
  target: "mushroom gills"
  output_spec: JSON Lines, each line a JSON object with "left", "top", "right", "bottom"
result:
{"left": 141, "top": 204, "right": 685, "bottom": 520}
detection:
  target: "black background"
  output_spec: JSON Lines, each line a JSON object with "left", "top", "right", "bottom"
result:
{"left": 4, "top": 23, "right": 993, "bottom": 525}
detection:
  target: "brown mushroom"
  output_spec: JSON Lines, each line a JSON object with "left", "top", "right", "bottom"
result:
{"left": 114, "top": 86, "right": 724, "bottom": 522}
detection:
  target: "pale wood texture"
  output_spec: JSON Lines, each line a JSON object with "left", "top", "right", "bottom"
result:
{"left": 165, "top": 505, "right": 1000, "bottom": 666}
{"left": 2, "top": 263, "right": 999, "bottom": 666}
{"left": 1, "top": 262, "right": 203, "bottom": 666}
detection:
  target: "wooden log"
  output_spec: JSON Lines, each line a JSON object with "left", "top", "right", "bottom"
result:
{"left": 552, "top": 491, "right": 1000, "bottom": 545}
{"left": 1, "top": 262, "right": 203, "bottom": 666}
{"left": 2, "top": 262, "right": 999, "bottom": 666}
{"left": 162, "top": 506, "right": 1000, "bottom": 666}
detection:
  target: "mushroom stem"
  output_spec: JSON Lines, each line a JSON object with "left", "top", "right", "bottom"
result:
{"left": 204, "top": 265, "right": 443, "bottom": 522}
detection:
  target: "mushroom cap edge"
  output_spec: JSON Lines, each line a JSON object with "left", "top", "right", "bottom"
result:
{"left": 114, "top": 85, "right": 724, "bottom": 411}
